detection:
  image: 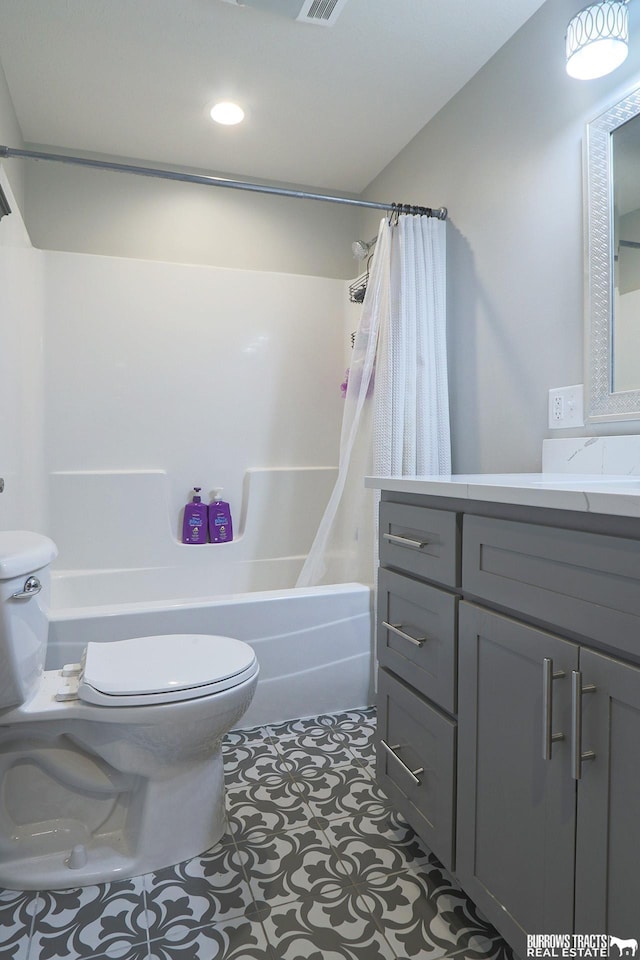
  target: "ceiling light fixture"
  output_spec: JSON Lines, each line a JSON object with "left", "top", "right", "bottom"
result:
{"left": 210, "top": 101, "right": 245, "bottom": 125}
{"left": 566, "top": 0, "right": 629, "bottom": 79}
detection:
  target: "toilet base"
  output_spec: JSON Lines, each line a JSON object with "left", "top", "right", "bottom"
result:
{"left": 0, "top": 749, "right": 227, "bottom": 890}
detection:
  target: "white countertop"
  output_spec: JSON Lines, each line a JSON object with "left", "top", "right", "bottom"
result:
{"left": 364, "top": 473, "right": 640, "bottom": 519}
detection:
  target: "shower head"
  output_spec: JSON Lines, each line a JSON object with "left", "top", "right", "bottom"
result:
{"left": 351, "top": 237, "right": 376, "bottom": 261}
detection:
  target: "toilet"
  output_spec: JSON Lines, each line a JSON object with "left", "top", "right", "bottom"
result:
{"left": 0, "top": 531, "right": 259, "bottom": 890}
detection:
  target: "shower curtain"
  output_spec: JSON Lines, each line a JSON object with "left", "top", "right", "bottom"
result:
{"left": 296, "top": 213, "right": 450, "bottom": 588}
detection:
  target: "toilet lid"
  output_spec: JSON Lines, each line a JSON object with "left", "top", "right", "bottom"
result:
{"left": 78, "top": 634, "right": 258, "bottom": 706}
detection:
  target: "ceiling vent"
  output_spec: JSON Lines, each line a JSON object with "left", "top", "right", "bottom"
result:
{"left": 219, "top": 0, "right": 349, "bottom": 25}
{"left": 296, "top": 0, "right": 349, "bottom": 26}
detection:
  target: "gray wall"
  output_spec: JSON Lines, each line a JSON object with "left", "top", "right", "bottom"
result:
{"left": 7, "top": 0, "right": 640, "bottom": 472}
{"left": 0, "top": 36, "right": 358, "bottom": 279}
{"left": 360, "top": 0, "right": 640, "bottom": 473}
{"left": 0, "top": 58, "right": 24, "bottom": 210}
{"left": 22, "top": 154, "right": 360, "bottom": 279}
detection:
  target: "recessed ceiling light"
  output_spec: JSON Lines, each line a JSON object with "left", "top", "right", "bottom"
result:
{"left": 210, "top": 102, "right": 245, "bottom": 125}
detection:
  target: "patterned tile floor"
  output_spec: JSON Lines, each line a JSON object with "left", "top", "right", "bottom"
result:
{"left": 1, "top": 707, "right": 516, "bottom": 960}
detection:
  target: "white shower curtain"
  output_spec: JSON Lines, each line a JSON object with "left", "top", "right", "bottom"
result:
{"left": 297, "top": 213, "right": 450, "bottom": 588}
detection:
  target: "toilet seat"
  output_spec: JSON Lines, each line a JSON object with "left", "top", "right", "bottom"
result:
{"left": 71, "top": 634, "right": 258, "bottom": 707}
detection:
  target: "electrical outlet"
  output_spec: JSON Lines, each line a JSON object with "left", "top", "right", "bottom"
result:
{"left": 552, "top": 394, "right": 564, "bottom": 422}
{"left": 548, "top": 384, "right": 584, "bottom": 430}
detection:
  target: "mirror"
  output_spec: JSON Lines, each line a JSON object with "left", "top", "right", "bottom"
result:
{"left": 585, "top": 86, "right": 640, "bottom": 420}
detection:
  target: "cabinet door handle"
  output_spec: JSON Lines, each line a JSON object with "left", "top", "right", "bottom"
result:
{"left": 380, "top": 739, "right": 424, "bottom": 786}
{"left": 542, "top": 658, "right": 565, "bottom": 760}
{"left": 571, "top": 670, "right": 596, "bottom": 780}
{"left": 382, "top": 621, "right": 427, "bottom": 648}
{"left": 383, "top": 532, "right": 430, "bottom": 550}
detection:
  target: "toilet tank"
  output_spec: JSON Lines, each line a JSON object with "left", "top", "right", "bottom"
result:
{"left": 0, "top": 531, "right": 58, "bottom": 709}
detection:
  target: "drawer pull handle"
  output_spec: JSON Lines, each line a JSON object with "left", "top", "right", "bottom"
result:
{"left": 571, "top": 671, "right": 596, "bottom": 780}
{"left": 542, "top": 658, "right": 565, "bottom": 761}
{"left": 382, "top": 621, "right": 427, "bottom": 648}
{"left": 380, "top": 739, "right": 424, "bottom": 786}
{"left": 383, "top": 532, "right": 430, "bottom": 551}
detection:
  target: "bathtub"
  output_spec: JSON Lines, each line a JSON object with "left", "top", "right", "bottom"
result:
{"left": 44, "top": 466, "right": 374, "bottom": 725}
{"left": 47, "top": 579, "right": 374, "bottom": 728}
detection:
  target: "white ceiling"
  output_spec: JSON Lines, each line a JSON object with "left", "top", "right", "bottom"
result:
{"left": 0, "top": 0, "right": 548, "bottom": 194}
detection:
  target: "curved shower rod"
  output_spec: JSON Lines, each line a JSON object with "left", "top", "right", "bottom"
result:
{"left": 0, "top": 144, "right": 447, "bottom": 219}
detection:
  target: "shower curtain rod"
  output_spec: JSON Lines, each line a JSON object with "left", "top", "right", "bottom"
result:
{"left": 0, "top": 145, "right": 447, "bottom": 219}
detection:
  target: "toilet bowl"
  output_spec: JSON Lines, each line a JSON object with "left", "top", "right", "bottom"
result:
{"left": 0, "top": 531, "right": 259, "bottom": 890}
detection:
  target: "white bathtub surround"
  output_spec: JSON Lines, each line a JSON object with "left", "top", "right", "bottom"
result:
{"left": 0, "top": 168, "right": 46, "bottom": 532}
{"left": 43, "top": 250, "right": 345, "bottom": 513}
{"left": 0, "top": 531, "right": 260, "bottom": 889}
{"left": 299, "top": 214, "right": 450, "bottom": 588}
{"left": 40, "top": 247, "right": 349, "bottom": 593}
{"left": 48, "top": 467, "right": 337, "bottom": 600}
{"left": 48, "top": 582, "right": 373, "bottom": 728}
{"left": 542, "top": 435, "right": 640, "bottom": 475}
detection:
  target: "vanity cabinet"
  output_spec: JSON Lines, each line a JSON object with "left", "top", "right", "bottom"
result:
{"left": 457, "top": 603, "right": 578, "bottom": 944}
{"left": 572, "top": 647, "right": 640, "bottom": 933}
{"left": 374, "top": 491, "right": 640, "bottom": 958}
{"left": 376, "top": 500, "right": 460, "bottom": 871}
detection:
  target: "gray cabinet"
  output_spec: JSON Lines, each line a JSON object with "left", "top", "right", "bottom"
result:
{"left": 462, "top": 513, "right": 640, "bottom": 658}
{"left": 379, "top": 500, "right": 460, "bottom": 587}
{"left": 377, "top": 567, "right": 457, "bottom": 714}
{"left": 457, "top": 604, "right": 640, "bottom": 952}
{"left": 574, "top": 648, "right": 640, "bottom": 935}
{"left": 375, "top": 500, "right": 459, "bottom": 873}
{"left": 377, "top": 668, "right": 456, "bottom": 870}
{"left": 457, "top": 602, "right": 577, "bottom": 952}
{"left": 375, "top": 492, "right": 640, "bottom": 959}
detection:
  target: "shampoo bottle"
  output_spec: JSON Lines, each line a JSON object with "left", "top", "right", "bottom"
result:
{"left": 209, "top": 490, "right": 233, "bottom": 543}
{"left": 182, "top": 487, "right": 208, "bottom": 544}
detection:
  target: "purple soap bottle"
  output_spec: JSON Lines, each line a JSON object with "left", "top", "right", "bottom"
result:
{"left": 208, "top": 489, "right": 233, "bottom": 543}
{"left": 182, "top": 487, "right": 208, "bottom": 544}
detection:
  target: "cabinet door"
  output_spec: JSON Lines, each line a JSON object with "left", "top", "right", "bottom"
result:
{"left": 457, "top": 602, "right": 578, "bottom": 956}
{"left": 574, "top": 648, "right": 640, "bottom": 935}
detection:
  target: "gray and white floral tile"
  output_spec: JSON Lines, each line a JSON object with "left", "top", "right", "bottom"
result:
{"left": 28, "top": 877, "right": 149, "bottom": 960}
{"left": 0, "top": 706, "right": 516, "bottom": 960}
{"left": 0, "top": 887, "right": 40, "bottom": 960}
{"left": 147, "top": 915, "right": 272, "bottom": 960}
{"left": 267, "top": 712, "right": 351, "bottom": 742}
{"left": 355, "top": 867, "right": 509, "bottom": 959}
{"left": 143, "top": 842, "right": 256, "bottom": 936}
{"left": 275, "top": 735, "right": 355, "bottom": 772}
{"left": 322, "top": 810, "right": 435, "bottom": 885}
{"left": 225, "top": 772, "right": 312, "bottom": 841}
{"left": 234, "top": 823, "right": 352, "bottom": 909}
{"left": 222, "top": 737, "right": 283, "bottom": 788}
{"left": 294, "top": 761, "right": 393, "bottom": 822}
{"left": 261, "top": 888, "right": 398, "bottom": 960}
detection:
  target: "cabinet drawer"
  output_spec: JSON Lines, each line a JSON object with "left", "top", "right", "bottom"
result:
{"left": 379, "top": 501, "right": 460, "bottom": 588}
{"left": 463, "top": 515, "right": 640, "bottom": 657}
{"left": 376, "top": 667, "right": 456, "bottom": 871}
{"left": 377, "top": 568, "right": 457, "bottom": 713}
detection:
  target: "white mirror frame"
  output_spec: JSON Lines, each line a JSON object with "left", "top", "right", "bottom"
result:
{"left": 585, "top": 85, "right": 640, "bottom": 421}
